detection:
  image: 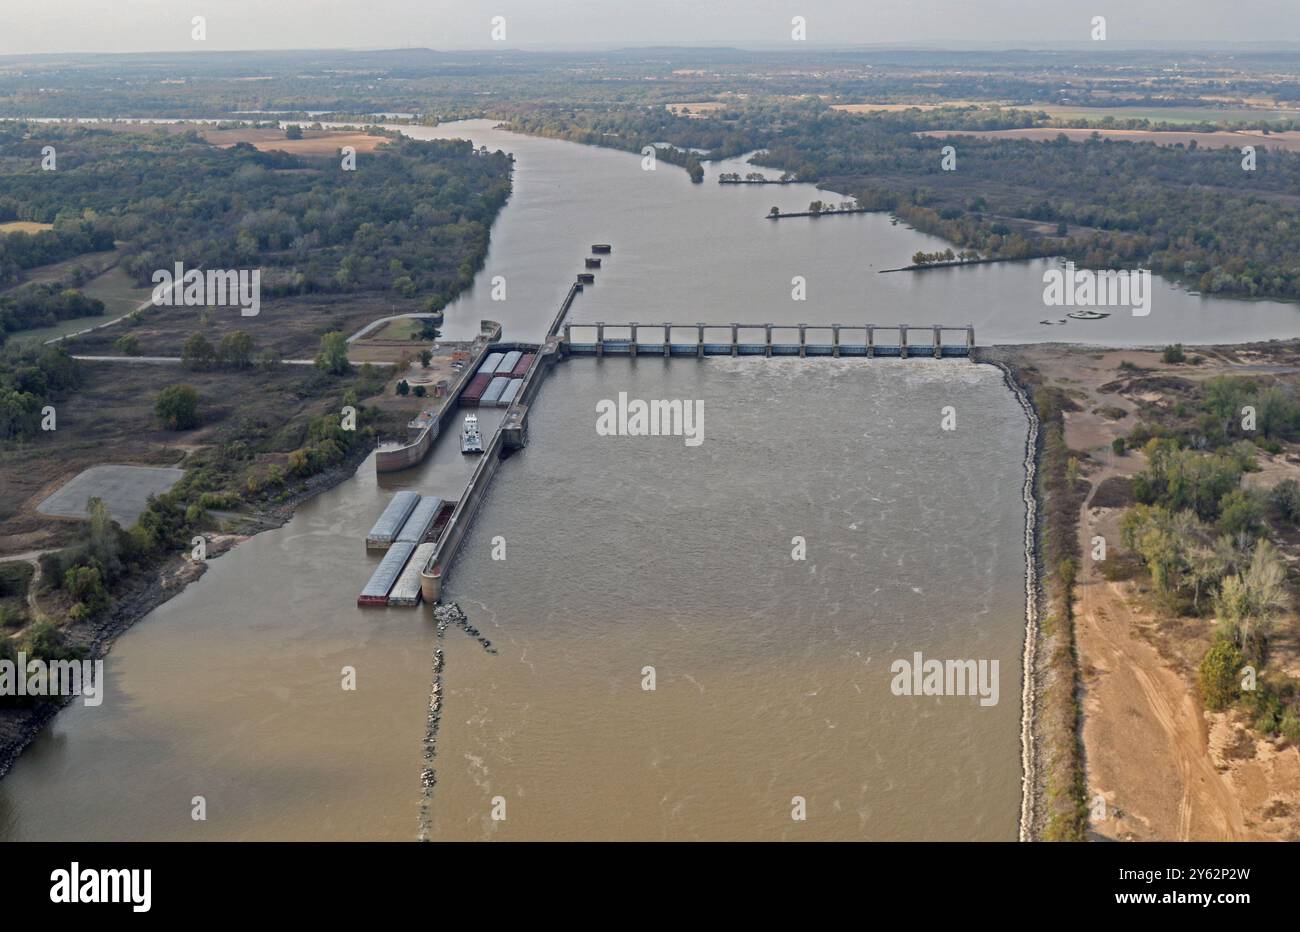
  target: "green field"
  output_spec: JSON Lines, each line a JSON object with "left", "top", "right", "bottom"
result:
{"left": 368, "top": 317, "right": 427, "bottom": 341}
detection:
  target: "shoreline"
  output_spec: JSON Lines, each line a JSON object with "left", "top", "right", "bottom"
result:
{"left": 0, "top": 440, "right": 378, "bottom": 781}
{"left": 985, "top": 358, "right": 1045, "bottom": 841}
{"left": 979, "top": 346, "right": 1086, "bottom": 841}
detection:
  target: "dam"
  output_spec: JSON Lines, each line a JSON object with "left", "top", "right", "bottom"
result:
{"left": 365, "top": 257, "right": 980, "bottom": 606}
{"left": 562, "top": 322, "right": 975, "bottom": 358}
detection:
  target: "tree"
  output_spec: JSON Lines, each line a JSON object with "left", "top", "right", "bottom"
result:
{"left": 1198, "top": 640, "right": 1243, "bottom": 711}
{"left": 1217, "top": 488, "right": 1264, "bottom": 539}
{"left": 85, "top": 496, "right": 121, "bottom": 581}
{"left": 1187, "top": 543, "right": 1227, "bottom": 614}
{"left": 1270, "top": 479, "right": 1300, "bottom": 524}
{"left": 63, "top": 564, "right": 108, "bottom": 617}
{"left": 115, "top": 333, "right": 140, "bottom": 356}
{"left": 1120, "top": 504, "right": 1191, "bottom": 595}
{"left": 218, "top": 330, "right": 255, "bottom": 369}
{"left": 1213, "top": 539, "right": 1289, "bottom": 652}
{"left": 155, "top": 384, "right": 200, "bottom": 430}
{"left": 419, "top": 350, "right": 432, "bottom": 368}
{"left": 395, "top": 380, "right": 410, "bottom": 396}
{"left": 285, "top": 125, "right": 304, "bottom": 140}
{"left": 315, "top": 331, "right": 351, "bottom": 375}
{"left": 181, "top": 332, "right": 216, "bottom": 370}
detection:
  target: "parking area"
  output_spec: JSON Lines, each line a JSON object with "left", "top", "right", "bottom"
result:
{"left": 37, "top": 465, "right": 186, "bottom": 526}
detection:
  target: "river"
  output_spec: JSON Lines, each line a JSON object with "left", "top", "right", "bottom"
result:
{"left": 0, "top": 117, "right": 1280, "bottom": 841}
{"left": 408, "top": 120, "right": 1300, "bottom": 347}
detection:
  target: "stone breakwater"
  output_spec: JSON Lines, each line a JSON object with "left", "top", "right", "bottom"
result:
{"left": 416, "top": 638, "right": 445, "bottom": 841}
{"left": 416, "top": 601, "right": 497, "bottom": 840}
{"left": 442, "top": 602, "right": 497, "bottom": 655}
{"left": 992, "top": 360, "right": 1042, "bottom": 842}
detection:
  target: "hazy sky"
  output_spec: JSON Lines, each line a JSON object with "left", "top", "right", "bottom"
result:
{"left": 3, "top": 1, "right": 1299, "bottom": 56}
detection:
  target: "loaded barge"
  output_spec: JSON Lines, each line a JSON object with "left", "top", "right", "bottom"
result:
{"left": 358, "top": 542, "right": 417, "bottom": 606}
{"left": 364, "top": 491, "right": 419, "bottom": 550}
{"left": 358, "top": 493, "right": 456, "bottom": 606}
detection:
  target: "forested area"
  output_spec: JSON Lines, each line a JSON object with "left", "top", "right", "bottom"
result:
{"left": 0, "top": 343, "right": 80, "bottom": 440}
{"left": 0, "top": 223, "right": 115, "bottom": 288}
{"left": 0, "top": 283, "right": 105, "bottom": 338}
{"left": 1111, "top": 374, "right": 1300, "bottom": 743}
{"left": 0, "top": 123, "right": 512, "bottom": 315}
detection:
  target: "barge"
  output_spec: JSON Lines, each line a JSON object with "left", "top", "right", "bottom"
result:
{"left": 358, "top": 541, "right": 417, "bottom": 606}
{"left": 365, "top": 491, "right": 420, "bottom": 550}
{"left": 497, "top": 378, "right": 524, "bottom": 407}
{"left": 509, "top": 353, "right": 535, "bottom": 378}
{"left": 495, "top": 350, "right": 522, "bottom": 375}
{"left": 395, "top": 495, "right": 444, "bottom": 545}
{"left": 476, "top": 352, "right": 504, "bottom": 377}
{"left": 461, "top": 372, "right": 492, "bottom": 406}
{"left": 388, "top": 542, "right": 437, "bottom": 607}
{"left": 480, "top": 375, "right": 510, "bottom": 405}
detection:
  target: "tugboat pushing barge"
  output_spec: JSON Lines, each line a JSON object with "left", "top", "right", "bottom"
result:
{"left": 461, "top": 413, "right": 484, "bottom": 454}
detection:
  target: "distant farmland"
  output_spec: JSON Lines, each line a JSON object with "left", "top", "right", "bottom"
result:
{"left": 1028, "top": 104, "right": 1300, "bottom": 124}
{"left": 919, "top": 127, "right": 1300, "bottom": 152}
{"left": 0, "top": 221, "right": 54, "bottom": 235}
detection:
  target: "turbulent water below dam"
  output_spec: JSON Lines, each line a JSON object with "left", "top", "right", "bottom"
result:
{"left": 0, "top": 356, "right": 1029, "bottom": 840}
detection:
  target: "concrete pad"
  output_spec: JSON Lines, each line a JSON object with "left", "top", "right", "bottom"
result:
{"left": 37, "top": 465, "right": 185, "bottom": 527}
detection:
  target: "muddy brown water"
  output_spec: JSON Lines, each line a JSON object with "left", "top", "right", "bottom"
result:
{"left": 14, "top": 117, "right": 1262, "bottom": 839}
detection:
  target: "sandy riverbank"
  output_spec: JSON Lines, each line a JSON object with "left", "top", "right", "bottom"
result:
{"left": 1000, "top": 341, "right": 1300, "bottom": 841}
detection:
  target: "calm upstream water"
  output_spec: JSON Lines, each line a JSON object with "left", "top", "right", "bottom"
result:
{"left": 410, "top": 120, "right": 1300, "bottom": 347}
{"left": 6, "top": 116, "right": 1272, "bottom": 841}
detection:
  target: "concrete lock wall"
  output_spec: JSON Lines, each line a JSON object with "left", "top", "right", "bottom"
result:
{"left": 375, "top": 420, "right": 438, "bottom": 472}
{"left": 374, "top": 326, "right": 505, "bottom": 474}
{"left": 420, "top": 427, "right": 505, "bottom": 603}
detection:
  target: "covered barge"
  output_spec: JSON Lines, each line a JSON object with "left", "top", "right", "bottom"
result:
{"left": 365, "top": 491, "right": 420, "bottom": 550}
{"left": 358, "top": 541, "right": 417, "bottom": 606}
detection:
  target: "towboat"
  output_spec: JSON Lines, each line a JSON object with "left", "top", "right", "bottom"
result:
{"left": 461, "top": 413, "right": 484, "bottom": 454}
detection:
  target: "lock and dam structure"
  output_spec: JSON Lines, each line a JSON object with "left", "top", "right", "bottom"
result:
{"left": 357, "top": 260, "right": 977, "bottom": 606}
